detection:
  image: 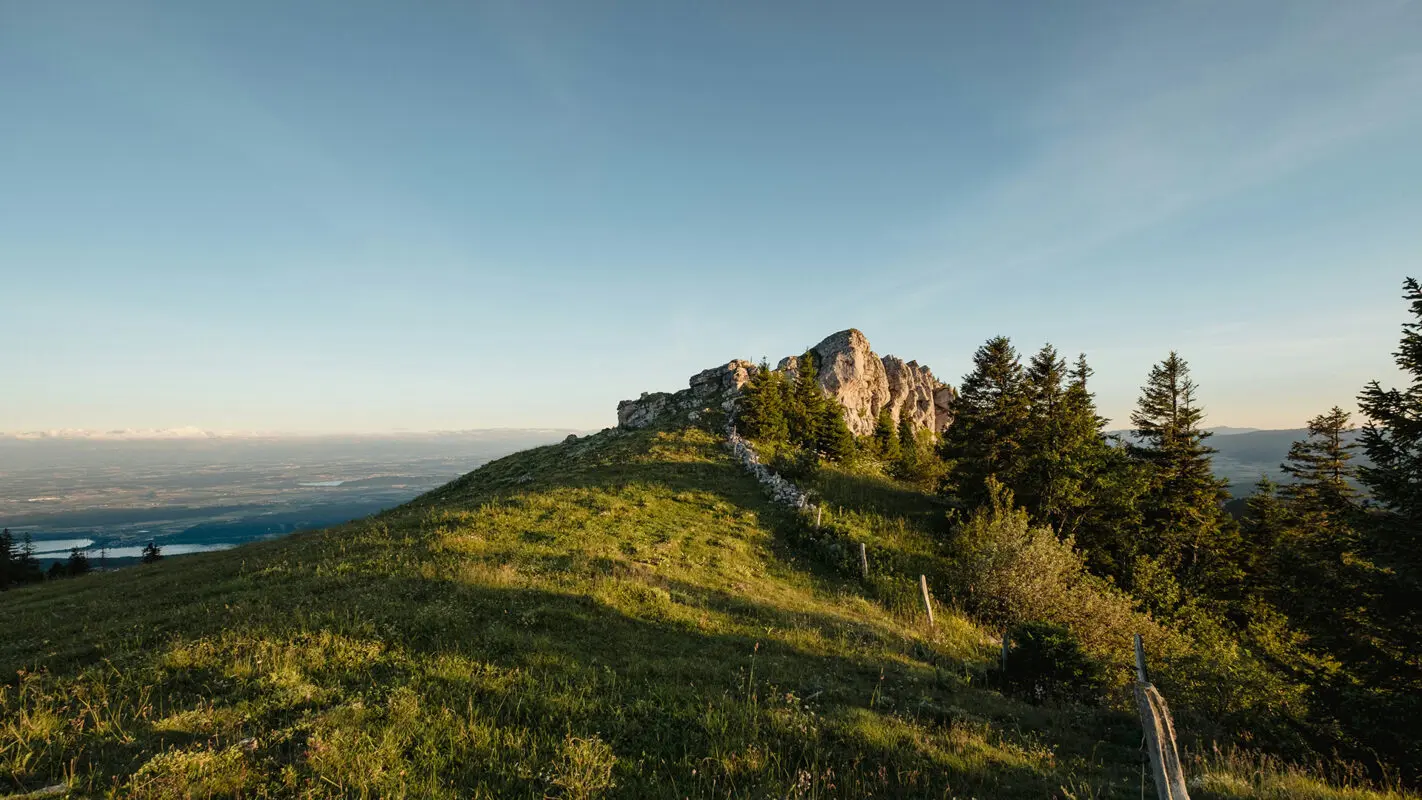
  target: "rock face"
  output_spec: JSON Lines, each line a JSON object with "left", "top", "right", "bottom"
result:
{"left": 616, "top": 360, "right": 755, "bottom": 429}
{"left": 617, "top": 332, "right": 955, "bottom": 435}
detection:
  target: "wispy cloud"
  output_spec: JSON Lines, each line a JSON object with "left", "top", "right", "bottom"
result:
{"left": 908, "top": 3, "right": 1422, "bottom": 294}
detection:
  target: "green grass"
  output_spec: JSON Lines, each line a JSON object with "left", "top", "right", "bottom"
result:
{"left": 1, "top": 424, "right": 1413, "bottom": 798}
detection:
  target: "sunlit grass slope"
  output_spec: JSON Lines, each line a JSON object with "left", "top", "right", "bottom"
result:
{"left": 2, "top": 425, "right": 1411, "bottom": 799}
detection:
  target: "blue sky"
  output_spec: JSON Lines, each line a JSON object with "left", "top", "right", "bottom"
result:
{"left": 3, "top": 1, "right": 1420, "bottom": 433}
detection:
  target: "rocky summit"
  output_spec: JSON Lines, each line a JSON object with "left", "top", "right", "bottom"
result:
{"left": 617, "top": 329, "right": 955, "bottom": 436}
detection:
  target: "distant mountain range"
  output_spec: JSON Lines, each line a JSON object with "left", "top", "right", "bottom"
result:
{"left": 1107, "top": 426, "right": 1367, "bottom": 495}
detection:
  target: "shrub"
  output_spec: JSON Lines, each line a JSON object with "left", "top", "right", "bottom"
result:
{"left": 1003, "top": 621, "right": 1107, "bottom": 705}
{"left": 771, "top": 446, "right": 820, "bottom": 482}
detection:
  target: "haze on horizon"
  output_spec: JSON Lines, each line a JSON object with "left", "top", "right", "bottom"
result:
{"left": 4, "top": 1, "right": 1420, "bottom": 435}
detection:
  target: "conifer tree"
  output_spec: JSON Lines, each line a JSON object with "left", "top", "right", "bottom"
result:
{"left": 0, "top": 528, "right": 14, "bottom": 590}
{"left": 1128, "top": 352, "right": 1237, "bottom": 596}
{"left": 872, "top": 408, "right": 900, "bottom": 463}
{"left": 65, "top": 547, "right": 91, "bottom": 577}
{"left": 738, "top": 360, "right": 789, "bottom": 443}
{"left": 817, "top": 399, "right": 857, "bottom": 462}
{"left": 940, "top": 336, "right": 1031, "bottom": 508}
{"left": 1349, "top": 278, "right": 1422, "bottom": 768}
{"left": 142, "top": 541, "right": 164, "bottom": 564}
{"left": 788, "top": 351, "right": 827, "bottom": 450}
{"left": 1281, "top": 406, "right": 1359, "bottom": 520}
{"left": 17, "top": 532, "right": 41, "bottom": 584}
{"left": 1239, "top": 477, "right": 1288, "bottom": 594}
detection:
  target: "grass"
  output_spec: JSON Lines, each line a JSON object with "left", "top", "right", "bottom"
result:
{"left": 1, "top": 422, "right": 1413, "bottom": 798}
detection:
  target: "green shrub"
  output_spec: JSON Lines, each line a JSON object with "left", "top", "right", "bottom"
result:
{"left": 1003, "top": 621, "right": 1106, "bottom": 705}
{"left": 771, "top": 446, "right": 821, "bottom": 482}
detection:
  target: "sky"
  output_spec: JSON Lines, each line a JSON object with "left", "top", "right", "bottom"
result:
{"left": 3, "top": 1, "right": 1421, "bottom": 434}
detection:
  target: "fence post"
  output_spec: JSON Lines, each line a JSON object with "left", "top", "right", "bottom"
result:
{"left": 1134, "top": 634, "right": 1191, "bottom": 800}
{"left": 858, "top": 542, "right": 869, "bottom": 580}
{"left": 919, "top": 575, "right": 935, "bottom": 627}
{"left": 816, "top": 505, "right": 823, "bottom": 529}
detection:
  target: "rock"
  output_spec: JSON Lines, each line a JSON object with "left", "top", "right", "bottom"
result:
{"left": 564, "top": 433, "right": 579, "bottom": 444}
{"left": 617, "top": 333, "right": 955, "bottom": 435}
{"left": 616, "top": 361, "right": 757, "bottom": 430}
{"left": 809, "top": 330, "right": 892, "bottom": 436}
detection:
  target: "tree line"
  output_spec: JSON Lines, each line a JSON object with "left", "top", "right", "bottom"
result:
{"left": 0, "top": 530, "right": 164, "bottom": 589}
{"left": 734, "top": 279, "right": 1422, "bottom": 778}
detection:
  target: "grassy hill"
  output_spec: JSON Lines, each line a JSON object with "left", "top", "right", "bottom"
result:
{"left": 2, "top": 422, "right": 1412, "bottom": 799}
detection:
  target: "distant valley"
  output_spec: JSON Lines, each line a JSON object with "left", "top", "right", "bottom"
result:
{"left": 0, "top": 430, "right": 578, "bottom": 565}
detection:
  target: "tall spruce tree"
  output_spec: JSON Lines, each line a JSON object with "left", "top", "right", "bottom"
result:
{"left": 788, "top": 351, "right": 827, "bottom": 450}
{"left": 1128, "top": 352, "right": 1238, "bottom": 597}
{"left": 940, "top": 337, "right": 1031, "bottom": 508}
{"left": 1281, "top": 406, "right": 1359, "bottom": 520}
{"left": 818, "top": 399, "right": 857, "bottom": 462}
{"left": 1240, "top": 477, "right": 1288, "bottom": 584}
{"left": 738, "top": 360, "right": 789, "bottom": 443}
{"left": 872, "top": 408, "right": 900, "bottom": 463}
{"left": 1350, "top": 278, "right": 1422, "bottom": 771}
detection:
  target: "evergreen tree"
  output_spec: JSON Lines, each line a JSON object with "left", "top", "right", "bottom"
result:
{"left": 787, "top": 351, "right": 827, "bottom": 450}
{"left": 1281, "top": 406, "right": 1359, "bottom": 520}
{"left": 872, "top": 408, "right": 900, "bottom": 463}
{"left": 1239, "top": 477, "right": 1288, "bottom": 595}
{"left": 47, "top": 562, "right": 65, "bottom": 580}
{"left": 940, "top": 336, "right": 1031, "bottom": 508}
{"left": 738, "top": 360, "right": 789, "bottom": 443}
{"left": 0, "top": 528, "right": 14, "bottom": 590}
{"left": 17, "top": 532, "right": 42, "bottom": 584}
{"left": 142, "top": 541, "right": 164, "bottom": 564}
{"left": 1349, "top": 278, "right": 1422, "bottom": 770}
{"left": 65, "top": 547, "right": 91, "bottom": 577}
{"left": 817, "top": 399, "right": 857, "bottom": 462}
{"left": 1128, "top": 352, "right": 1238, "bottom": 597}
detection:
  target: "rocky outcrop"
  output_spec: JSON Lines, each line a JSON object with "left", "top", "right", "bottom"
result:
{"left": 617, "top": 332, "right": 955, "bottom": 435}
{"left": 616, "top": 360, "right": 755, "bottom": 429}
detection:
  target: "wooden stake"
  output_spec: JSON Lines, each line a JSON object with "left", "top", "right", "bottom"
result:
{"left": 1134, "top": 633, "right": 1191, "bottom": 799}
{"left": 858, "top": 542, "right": 869, "bottom": 579}
{"left": 816, "top": 505, "right": 822, "bottom": 529}
{"left": 919, "top": 574, "right": 935, "bottom": 627}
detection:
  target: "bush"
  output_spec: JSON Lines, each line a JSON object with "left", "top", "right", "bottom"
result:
{"left": 771, "top": 446, "right": 820, "bottom": 482}
{"left": 1003, "top": 621, "right": 1106, "bottom": 705}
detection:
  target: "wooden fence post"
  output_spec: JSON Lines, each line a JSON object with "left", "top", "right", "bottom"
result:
{"left": 919, "top": 575, "right": 935, "bottom": 627}
{"left": 816, "top": 505, "right": 823, "bottom": 529}
{"left": 1134, "top": 634, "right": 1191, "bottom": 800}
{"left": 858, "top": 542, "right": 869, "bottom": 580}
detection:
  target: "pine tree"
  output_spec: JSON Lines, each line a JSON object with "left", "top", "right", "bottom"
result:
{"left": 17, "top": 532, "right": 42, "bottom": 584}
{"left": 142, "top": 541, "right": 164, "bottom": 564}
{"left": 1128, "top": 352, "right": 1237, "bottom": 597}
{"left": 788, "top": 351, "right": 827, "bottom": 450}
{"left": 817, "top": 399, "right": 857, "bottom": 462}
{"left": 872, "top": 408, "right": 900, "bottom": 463}
{"left": 1349, "top": 277, "right": 1422, "bottom": 769}
{"left": 1239, "top": 477, "right": 1289, "bottom": 594}
{"left": 65, "top": 547, "right": 91, "bottom": 577}
{"left": 940, "top": 336, "right": 1031, "bottom": 508}
{"left": 0, "top": 528, "right": 14, "bottom": 590}
{"left": 1281, "top": 406, "right": 1359, "bottom": 520}
{"left": 738, "top": 360, "right": 789, "bottom": 443}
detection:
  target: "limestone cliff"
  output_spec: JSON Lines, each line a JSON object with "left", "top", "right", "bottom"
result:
{"left": 617, "top": 330, "right": 955, "bottom": 436}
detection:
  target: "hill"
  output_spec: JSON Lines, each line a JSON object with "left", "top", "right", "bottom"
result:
{"left": 3, "top": 413, "right": 1408, "bottom": 798}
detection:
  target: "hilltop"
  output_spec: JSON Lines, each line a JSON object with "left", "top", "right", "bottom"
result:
{"left": 2, "top": 331, "right": 1414, "bottom": 798}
